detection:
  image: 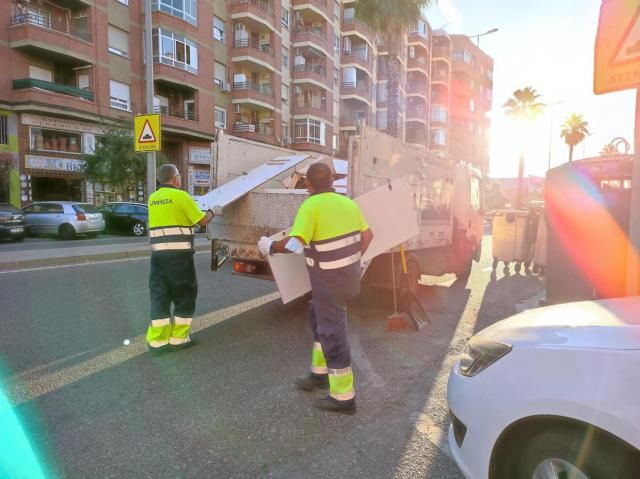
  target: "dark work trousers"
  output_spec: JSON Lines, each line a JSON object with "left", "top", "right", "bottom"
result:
{"left": 149, "top": 252, "right": 198, "bottom": 320}
{"left": 308, "top": 300, "right": 351, "bottom": 370}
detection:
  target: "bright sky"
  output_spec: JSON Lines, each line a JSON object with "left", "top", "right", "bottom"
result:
{"left": 425, "top": 0, "right": 636, "bottom": 178}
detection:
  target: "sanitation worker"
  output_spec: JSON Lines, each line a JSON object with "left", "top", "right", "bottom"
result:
{"left": 258, "top": 162, "right": 373, "bottom": 414}
{"left": 146, "top": 163, "right": 220, "bottom": 353}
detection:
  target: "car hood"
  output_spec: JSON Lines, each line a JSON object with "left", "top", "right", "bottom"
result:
{"left": 477, "top": 296, "right": 640, "bottom": 350}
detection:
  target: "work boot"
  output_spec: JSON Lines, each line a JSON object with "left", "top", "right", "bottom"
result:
{"left": 170, "top": 338, "right": 198, "bottom": 351}
{"left": 313, "top": 396, "right": 356, "bottom": 415}
{"left": 294, "top": 373, "right": 329, "bottom": 391}
{"left": 148, "top": 344, "right": 171, "bottom": 356}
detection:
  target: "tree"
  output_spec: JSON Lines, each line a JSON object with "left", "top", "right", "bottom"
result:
{"left": 83, "top": 120, "right": 166, "bottom": 200}
{"left": 600, "top": 143, "right": 618, "bottom": 156}
{"left": 560, "top": 113, "right": 590, "bottom": 162}
{"left": 503, "top": 87, "right": 545, "bottom": 209}
{"left": 355, "top": 0, "right": 432, "bottom": 138}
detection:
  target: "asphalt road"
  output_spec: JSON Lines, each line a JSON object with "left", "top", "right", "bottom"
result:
{"left": 0, "top": 237, "right": 545, "bottom": 478}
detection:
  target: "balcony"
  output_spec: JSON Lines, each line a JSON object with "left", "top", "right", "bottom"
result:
{"left": 407, "top": 82, "right": 429, "bottom": 96}
{"left": 231, "top": 0, "right": 275, "bottom": 30}
{"left": 340, "top": 110, "right": 369, "bottom": 129}
{"left": 154, "top": 105, "right": 198, "bottom": 122}
{"left": 432, "top": 69, "right": 450, "bottom": 85}
{"left": 233, "top": 123, "right": 276, "bottom": 144}
{"left": 293, "top": 0, "right": 329, "bottom": 11}
{"left": 292, "top": 63, "right": 329, "bottom": 88}
{"left": 406, "top": 106, "right": 428, "bottom": 123}
{"left": 9, "top": 13, "right": 94, "bottom": 65}
{"left": 293, "top": 26, "right": 329, "bottom": 54}
{"left": 433, "top": 47, "right": 451, "bottom": 61}
{"left": 232, "top": 82, "right": 275, "bottom": 109}
{"left": 407, "top": 57, "right": 429, "bottom": 74}
{"left": 293, "top": 99, "right": 330, "bottom": 120}
{"left": 341, "top": 49, "right": 373, "bottom": 74}
{"left": 341, "top": 82, "right": 371, "bottom": 104}
{"left": 12, "top": 78, "right": 97, "bottom": 116}
{"left": 341, "top": 17, "right": 371, "bottom": 41}
{"left": 232, "top": 38, "right": 276, "bottom": 71}
{"left": 408, "top": 30, "right": 430, "bottom": 49}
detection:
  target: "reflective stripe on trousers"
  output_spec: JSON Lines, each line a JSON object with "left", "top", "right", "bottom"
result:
{"left": 169, "top": 316, "right": 192, "bottom": 345}
{"left": 328, "top": 366, "right": 355, "bottom": 401}
{"left": 147, "top": 318, "right": 171, "bottom": 348}
{"left": 310, "top": 341, "right": 328, "bottom": 374}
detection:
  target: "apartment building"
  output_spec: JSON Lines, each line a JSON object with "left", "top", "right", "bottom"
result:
{"left": 450, "top": 34, "right": 494, "bottom": 175}
{"left": 0, "top": 0, "right": 482, "bottom": 206}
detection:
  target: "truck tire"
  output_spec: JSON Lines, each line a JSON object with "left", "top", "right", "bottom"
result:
{"left": 454, "top": 240, "right": 473, "bottom": 280}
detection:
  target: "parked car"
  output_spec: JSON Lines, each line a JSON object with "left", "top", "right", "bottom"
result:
{"left": 447, "top": 297, "right": 640, "bottom": 479}
{"left": 0, "top": 204, "right": 26, "bottom": 241}
{"left": 98, "top": 202, "right": 148, "bottom": 237}
{"left": 22, "top": 201, "right": 105, "bottom": 240}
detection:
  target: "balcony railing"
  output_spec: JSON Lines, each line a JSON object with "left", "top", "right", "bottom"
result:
{"left": 10, "top": 13, "right": 92, "bottom": 43}
{"left": 154, "top": 105, "right": 198, "bottom": 121}
{"left": 295, "top": 100, "right": 327, "bottom": 111}
{"left": 407, "top": 107, "right": 427, "bottom": 118}
{"left": 294, "top": 25, "right": 327, "bottom": 47}
{"left": 233, "top": 123, "right": 275, "bottom": 136}
{"left": 231, "top": 0, "right": 274, "bottom": 15}
{"left": 233, "top": 38, "right": 274, "bottom": 57}
{"left": 13, "top": 78, "right": 94, "bottom": 101}
{"left": 233, "top": 81, "right": 274, "bottom": 96}
{"left": 293, "top": 63, "right": 327, "bottom": 77}
{"left": 342, "top": 49, "right": 370, "bottom": 65}
{"left": 407, "top": 83, "right": 428, "bottom": 94}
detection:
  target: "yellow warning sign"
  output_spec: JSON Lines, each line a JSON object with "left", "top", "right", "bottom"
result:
{"left": 595, "top": 0, "right": 640, "bottom": 94}
{"left": 134, "top": 114, "right": 161, "bottom": 152}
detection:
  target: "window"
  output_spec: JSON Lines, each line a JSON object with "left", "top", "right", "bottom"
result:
{"left": 215, "top": 107, "right": 226, "bottom": 128}
{"left": 29, "top": 65, "right": 52, "bottom": 82}
{"left": 116, "top": 0, "right": 129, "bottom": 4}
{"left": 0, "top": 115, "right": 8, "bottom": 145}
{"left": 294, "top": 119, "right": 325, "bottom": 145}
{"left": 431, "top": 129, "right": 446, "bottom": 146}
{"left": 453, "top": 50, "right": 472, "bottom": 64}
{"left": 377, "top": 83, "right": 388, "bottom": 102}
{"left": 109, "top": 80, "right": 130, "bottom": 110}
{"left": 153, "top": 28, "right": 199, "bottom": 74}
{"left": 377, "top": 110, "right": 388, "bottom": 130}
{"left": 333, "top": 133, "right": 338, "bottom": 150}
{"left": 281, "top": 84, "right": 289, "bottom": 105}
{"left": 282, "top": 123, "right": 289, "bottom": 142}
{"left": 108, "top": 25, "right": 129, "bottom": 57}
{"left": 281, "top": 8, "right": 289, "bottom": 29}
{"left": 78, "top": 74, "right": 90, "bottom": 90}
{"left": 334, "top": 67, "right": 339, "bottom": 87}
{"left": 282, "top": 47, "right": 289, "bottom": 68}
{"left": 214, "top": 61, "right": 227, "bottom": 87}
{"left": 152, "top": 0, "right": 197, "bottom": 26}
{"left": 431, "top": 106, "right": 447, "bottom": 123}
{"left": 213, "top": 16, "right": 225, "bottom": 43}
{"left": 334, "top": 0, "right": 340, "bottom": 18}
{"left": 344, "top": 7, "right": 355, "bottom": 22}
{"left": 334, "top": 34, "right": 340, "bottom": 53}
{"left": 30, "top": 128, "right": 83, "bottom": 153}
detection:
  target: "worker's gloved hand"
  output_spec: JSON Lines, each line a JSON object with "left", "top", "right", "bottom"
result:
{"left": 212, "top": 205, "right": 223, "bottom": 216}
{"left": 258, "top": 236, "right": 274, "bottom": 256}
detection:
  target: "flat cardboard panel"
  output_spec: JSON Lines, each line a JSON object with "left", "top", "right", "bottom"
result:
{"left": 269, "top": 176, "right": 418, "bottom": 303}
{"left": 196, "top": 155, "right": 310, "bottom": 210}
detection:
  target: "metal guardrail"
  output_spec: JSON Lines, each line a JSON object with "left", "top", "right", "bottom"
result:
{"left": 12, "top": 78, "right": 94, "bottom": 101}
{"left": 232, "top": 38, "right": 275, "bottom": 57}
{"left": 10, "top": 13, "right": 92, "bottom": 43}
{"left": 233, "top": 81, "right": 275, "bottom": 96}
{"left": 293, "top": 63, "right": 327, "bottom": 77}
{"left": 295, "top": 101, "right": 327, "bottom": 112}
{"left": 231, "top": 0, "right": 274, "bottom": 15}
{"left": 154, "top": 105, "right": 198, "bottom": 121}
{"left": 233, "top": 123, "right": 275, "bottom": 136}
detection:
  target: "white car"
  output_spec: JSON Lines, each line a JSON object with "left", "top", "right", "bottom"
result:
{"left": 447, "top": 297, "right": 640, "bottom": 479}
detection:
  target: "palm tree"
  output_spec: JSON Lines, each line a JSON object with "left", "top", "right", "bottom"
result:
{"left": 560, "top": 114, "right": 590, "bottom": 162}
{"left": 503, "top": 87, "right": 545, "bottom": 209}
{"left": 355, "top": 0, "right": 431, "bottom": 138}
{"left": 600, "top": 143, "right": 618, "bottom": 156}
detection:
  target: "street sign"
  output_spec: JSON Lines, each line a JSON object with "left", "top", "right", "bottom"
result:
{"left": 594, "top": 0, "right": 640, "bottom": 94}
{"left": 134, "top": 114, "right": 161, "bottom": 152}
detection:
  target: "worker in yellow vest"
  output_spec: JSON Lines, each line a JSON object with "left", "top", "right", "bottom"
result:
{"left": 258, "top": 162, "right": 373, "bottom": 414}
{"left": 146, "top": 164, "right": 220, "bottom": 353}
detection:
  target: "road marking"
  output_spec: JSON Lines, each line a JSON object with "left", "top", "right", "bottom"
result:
{"left": 349, "top": 332, "right": 385, "bottom": 389}
{"left": 4, "top": 291, "right": 280, "bottom": 406}
{"left": 0, "top": 251, "right": 209, "bottom": 275}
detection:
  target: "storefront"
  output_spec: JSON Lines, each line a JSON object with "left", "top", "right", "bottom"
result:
{"left": 187, "top": 146, "right": 213, "bottom": 196}
{"left": 19, "top": 114, "right": 103, "bottom": 205}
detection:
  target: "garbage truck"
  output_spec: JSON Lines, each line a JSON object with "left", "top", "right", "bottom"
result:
{"left": 198, "top": 126, "right": 484, "bottom": 292}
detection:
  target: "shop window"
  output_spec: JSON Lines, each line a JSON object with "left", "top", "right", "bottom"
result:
{"left": 31, "top": 128, "right": 82, "bottom": 154}
{"left": 0, "top": 115, "right": 8, "bottom": 145}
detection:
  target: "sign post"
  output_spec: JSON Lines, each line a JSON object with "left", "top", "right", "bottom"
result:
{"left": 595, "top": 0, "right": 640, "bottom": 295}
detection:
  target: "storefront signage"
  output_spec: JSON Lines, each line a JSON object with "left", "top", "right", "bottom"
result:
{"left": 25, "top": 155, "right": 85, "bottom": 172}
{"left": 21, "top": 114, "right": 106, "bottom": 135}
{"left": 189, "top": 147, "right": 213, "bottom": 165}
{"left": 194, "top": 168, "right": 211, "bottom": 185}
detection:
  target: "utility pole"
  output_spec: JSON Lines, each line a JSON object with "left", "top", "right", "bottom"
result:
{"left": 626, "top": 88, "right": 640, "bottom": 295}
{"left": 144, "top": 0, "right": 156, "bottom": 199}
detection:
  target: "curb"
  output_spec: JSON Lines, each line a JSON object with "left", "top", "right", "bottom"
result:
{"left": 0, "top": 243, "right": 210, "bottom": 271}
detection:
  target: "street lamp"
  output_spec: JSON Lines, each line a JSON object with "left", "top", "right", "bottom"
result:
{"left": 467, "top": 28, "right": 499, "bottom": 47}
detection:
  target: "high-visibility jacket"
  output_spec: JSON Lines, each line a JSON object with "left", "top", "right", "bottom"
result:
{"left": 148, "top": 185, "right": 205, "bottom": 253}
{"left": 289, "top": 191, "right": 369, "bottom": 303}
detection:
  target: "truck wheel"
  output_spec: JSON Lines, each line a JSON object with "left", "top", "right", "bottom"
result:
{"left": 454, "top": 243, "right": 473, "bottom": 280}
{"left": 492, "top": 257, "right": 499, "bottom": 270}
{"left": 515, "top": 261, "right": 523, "bottom": 274}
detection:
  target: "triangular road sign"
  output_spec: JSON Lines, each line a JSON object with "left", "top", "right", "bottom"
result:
{"left": 138, "top": 120, "right": 156, "bottom": 143}
{"left": 611, "top": 4, "right": 640, "bottom": 67}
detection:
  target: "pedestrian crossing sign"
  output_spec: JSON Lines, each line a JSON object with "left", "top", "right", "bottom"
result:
{"left": 134, "top": 114, "right": 161, "bottom": 152}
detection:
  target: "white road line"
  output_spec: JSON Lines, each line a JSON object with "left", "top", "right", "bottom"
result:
{"left": 349, "top": 331, "right": 385, "bottom": 389}
{"left": 0, "top": 251, "right": 209, "bottom": 275}
{"left": 5, "top": 291, "right": 280, "bottom": 406}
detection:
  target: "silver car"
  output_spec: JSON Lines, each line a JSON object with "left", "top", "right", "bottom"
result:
{"left": 22, "top": 201, "right": 105, "bottom": 240}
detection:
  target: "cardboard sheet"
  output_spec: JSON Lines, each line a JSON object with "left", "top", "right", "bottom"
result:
{"left": 269, "top": 176, "right": 418, "bottom": 304}
{"left": 196, "top": 154, "right": 310, "bottom": 210}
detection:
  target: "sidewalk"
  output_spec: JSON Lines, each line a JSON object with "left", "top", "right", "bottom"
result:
{"left": 0, "top": 237, "right": 211, "bottom": 271}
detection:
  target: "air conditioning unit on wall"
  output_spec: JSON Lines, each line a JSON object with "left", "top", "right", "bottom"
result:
{"left": 219, "top": 81, "right": 231, "bottom": 92}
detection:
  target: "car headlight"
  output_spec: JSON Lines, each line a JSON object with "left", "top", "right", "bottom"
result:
{"left": 459, "top": 337, "right": 512, "bottom": 377}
